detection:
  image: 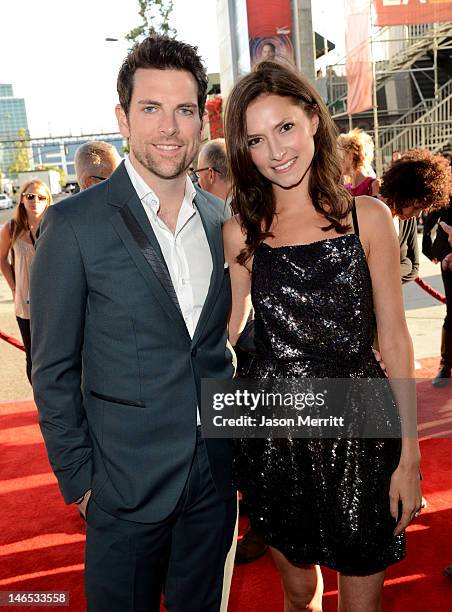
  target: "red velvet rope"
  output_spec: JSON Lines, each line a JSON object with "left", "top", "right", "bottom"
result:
{"left": 0, "top": 330, "right": 25, "bottom": 351}
{"left": 0, "top": 277, "right": 446, "bottom": 353}
{"left": 414, "top": 277, "right": 447, "bottom": 305}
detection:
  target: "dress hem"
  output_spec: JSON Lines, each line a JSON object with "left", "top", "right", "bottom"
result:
{"left": 266, "top": 539, "right": 406, "bottom": 576}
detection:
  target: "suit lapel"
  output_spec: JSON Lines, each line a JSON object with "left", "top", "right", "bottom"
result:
{"left": 192, "top": 189, "right": 225, "bottom": 346}
{"left": 107, "top": 162, "right": 189, "bottom": 337}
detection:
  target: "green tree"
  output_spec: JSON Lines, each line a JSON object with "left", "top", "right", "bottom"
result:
{"left": 8, "top": 128, "right": 31, "bottom": 176}
{"left": 126, "top": 0, "right": 176, "bottom": 43}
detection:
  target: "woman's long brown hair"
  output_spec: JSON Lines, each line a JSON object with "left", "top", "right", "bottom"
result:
{"left": 10, "top": 180, "right": 52, "bottom": 247}
{"left": 224, "top": 61, "right": 352, "bottom": 265}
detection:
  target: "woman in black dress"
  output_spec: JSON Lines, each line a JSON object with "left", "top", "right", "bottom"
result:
{"left": 223, "top": 62, "right": 422, "bottom": 611}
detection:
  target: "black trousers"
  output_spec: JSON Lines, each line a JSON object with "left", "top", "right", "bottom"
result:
{"left": 16, "top": 316, "right": 31, "bottom": 384}
{"left": 85, "top": 430, "right": 236, "bottom": 612}
{"left": 442, "top": 266, "right": 452, "bottom": 332}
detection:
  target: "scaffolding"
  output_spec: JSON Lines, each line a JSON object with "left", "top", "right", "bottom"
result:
{"left": 319, "top": 22, "right": 452, "bottom": 175}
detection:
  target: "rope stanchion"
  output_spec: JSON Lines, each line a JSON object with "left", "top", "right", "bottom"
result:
{"left": 0, "top": 280, "right": 446, "bottom": 352}
{"left": 414, "top": 277, "right": 446, "bottom": 305}
{"left": 0, "top": 330, "right": 25, "bottom": 352}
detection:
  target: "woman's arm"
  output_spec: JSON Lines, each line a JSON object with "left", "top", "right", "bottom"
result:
{"left": 222, "top": 216, "right": 253, "bottom": 346}
{"left": 357, "top": 195, "right": 422, "bottom": 536}
{"left": 0, "top": 223, "right": 15, "bottom": 294}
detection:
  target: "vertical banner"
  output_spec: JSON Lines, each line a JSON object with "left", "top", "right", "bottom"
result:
{"left": 374, "top": 0, "right": 452, "bottom": 27}
{"left": 246, "top": 0, "right": 295, "bottom": 67}
{"left": 345, "top": 0, "right": 373, "bottom": 114}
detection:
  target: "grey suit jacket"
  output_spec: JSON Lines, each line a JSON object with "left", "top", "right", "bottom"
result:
{"left": 30, "top": 161, "right": 235, "bottom": 523}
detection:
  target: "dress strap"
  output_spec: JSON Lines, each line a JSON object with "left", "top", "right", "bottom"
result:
{"left": 351, "top": 198, "right": 360, "bottom": 237}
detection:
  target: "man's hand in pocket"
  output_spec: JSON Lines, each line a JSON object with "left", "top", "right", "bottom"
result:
{"left": 75, "top": 489, "right": 92, "bottom": 520}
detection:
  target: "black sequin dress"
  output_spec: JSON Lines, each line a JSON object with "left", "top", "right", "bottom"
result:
{"left": 235, "top": 225, "right": 405, "bottom": 576}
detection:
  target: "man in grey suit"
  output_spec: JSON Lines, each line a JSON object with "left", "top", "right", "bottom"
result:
{"left": 30, "top": 35, "right": 236, "bottom": 611}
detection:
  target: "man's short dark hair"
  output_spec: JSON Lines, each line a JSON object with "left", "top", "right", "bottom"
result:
{"left": 117, "top": 35, "right": 208, "bottom": 118}
{"left": 199, "top": 139, "right": 228, "bottom": 177}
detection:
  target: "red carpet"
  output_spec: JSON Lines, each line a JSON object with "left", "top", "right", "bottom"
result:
{"left": 0, "top": 359, "right": 451, "bottom": 611}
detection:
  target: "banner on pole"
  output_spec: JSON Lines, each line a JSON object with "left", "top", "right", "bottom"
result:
{"left": 345, "top": 0, "right": 373, "bottom": 115}
{"left": 246, "top": 0, "right": 295, "bottom": 67}
{"left": 374, "top": 0, "right": 452, "bottom": 26}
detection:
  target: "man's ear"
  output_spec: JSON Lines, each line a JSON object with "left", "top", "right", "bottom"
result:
{"left": 116, "top": 104, "right": 130, "bottom": 138}
{"left": 83, "top": 177, "right": 96, "bottom": 190}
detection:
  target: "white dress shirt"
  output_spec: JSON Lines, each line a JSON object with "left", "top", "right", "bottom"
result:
{"left": 124, "top": 156, "right": 213, "bottom": 424}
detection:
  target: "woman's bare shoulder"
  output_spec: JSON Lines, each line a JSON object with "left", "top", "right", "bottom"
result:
{"left": 223, "top": 214, "right": 247, "bottom": 252}
{"left": 355, "top": 195, "right": 393, "bottom": 226}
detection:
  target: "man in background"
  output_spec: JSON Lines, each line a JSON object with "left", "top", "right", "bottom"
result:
{"left": 196, "top": 139, "right": 231, "bottom": 203}
{"left": 74, "top": 140, "right": 121, "bottom": 190}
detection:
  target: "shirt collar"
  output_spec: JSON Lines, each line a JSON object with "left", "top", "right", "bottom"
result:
{"left": 124, "top": 154, "right": 197, "bottom": 213}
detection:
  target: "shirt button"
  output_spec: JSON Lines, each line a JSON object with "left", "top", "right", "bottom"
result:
{"left": 191, "top": 348, "right": 197, "bottom": 357}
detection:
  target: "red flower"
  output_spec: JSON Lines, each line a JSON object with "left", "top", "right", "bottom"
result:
{"left": 206, "top": 96, "right": 224, "bottom": 139}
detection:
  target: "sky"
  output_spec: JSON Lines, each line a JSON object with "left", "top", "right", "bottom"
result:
{"left": 0, "top": 0, "right": 345, "bottom": 138}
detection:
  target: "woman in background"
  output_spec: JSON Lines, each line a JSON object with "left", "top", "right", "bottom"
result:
{"left": 0, "top": 180, "right": 52, "bottom": 382}
{"left": 338, "top": 128, "right": 380, "bottom": 197}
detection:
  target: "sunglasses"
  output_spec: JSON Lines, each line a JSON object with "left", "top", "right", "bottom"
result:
{"left": 23, "top": 193, "right": 48, "bottom": 202}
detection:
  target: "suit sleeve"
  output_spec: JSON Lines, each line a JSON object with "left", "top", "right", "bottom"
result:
{"left": 400, "top": 218, "right": 419, "bottom": 284}
{"left": 30, "top": 205, "right": 92, "bottom": 504}
{"left": 222, "top": 200, "right": 233, "bottom": 221}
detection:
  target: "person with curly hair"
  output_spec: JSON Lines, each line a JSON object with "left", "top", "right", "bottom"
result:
{"left": 380, "top": 149, "right": 452, "bottom": 386}
{"left": 411, "top": 151, "right": 452, "bottom": 386}
{"left": 338, "top": 128, "right": 380, "bottom": 197}
{"left": 380, "top": 149, "right": 452, "bottom": 220}
{"left": 380, "top": 149, "right": 452, "bottom": 284}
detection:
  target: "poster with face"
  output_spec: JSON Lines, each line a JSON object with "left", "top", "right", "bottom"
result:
{"left": 246, "top": 0, "right": 295, "bottom": 67}
{"left": 249, "top": 35, "right": 295, "bottom": 66}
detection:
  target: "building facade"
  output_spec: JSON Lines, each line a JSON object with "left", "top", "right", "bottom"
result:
{"left": 0, "top": 84, "right": 30, "bottom": 175}
{"left": 30, "top": 134, "right": 126, "bottom": 184}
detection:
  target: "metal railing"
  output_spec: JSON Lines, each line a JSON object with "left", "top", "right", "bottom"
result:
{"left": 379, "top": 89, "right": 452, "bottom": 162}
{"left": 326, "top": 22, "right": 452, "bottom": 114}
{"left": 378, "top": 78, "right": 452, "bottom": 143}
{"left": 385, "top": 22, "right": 450, "bottom": 74}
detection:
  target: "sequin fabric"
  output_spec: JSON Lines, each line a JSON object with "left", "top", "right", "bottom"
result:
{"left": 235, "top": 234, "right": 405, "bottom": 575}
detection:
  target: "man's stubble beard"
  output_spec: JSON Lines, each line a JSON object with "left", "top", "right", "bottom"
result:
{"left": 131, "top": 140, "right": 201, "bottom": 181}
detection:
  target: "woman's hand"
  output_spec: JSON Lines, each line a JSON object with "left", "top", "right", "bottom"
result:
{"left": 372, "top": 348, "right": 386, "bottom": 374}
{"left": 389, "top": 462, "right": 422, "bottom": 536}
